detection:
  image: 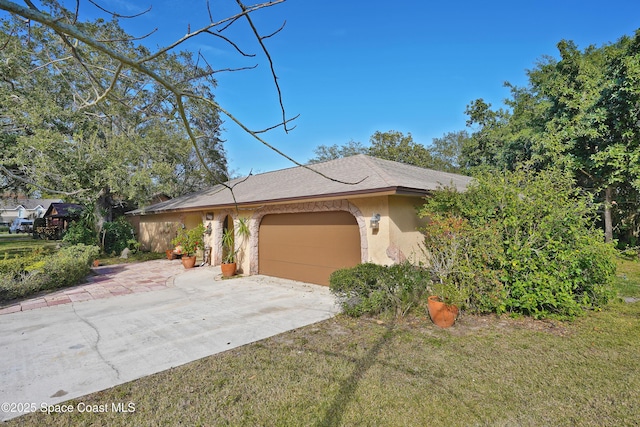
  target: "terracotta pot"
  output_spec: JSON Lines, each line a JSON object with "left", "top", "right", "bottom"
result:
{"left": 92, "top": 259, "right": 100, "bottom": 267}
{"left": 221, "top": 262, "right": 237, "bottom": 277}
{"left": 166, "top": 250, "right": 177, "bottom": 260}
{"left": 181, "top": 255, "right": 197, "bottom": 269}
{"left": 427, "top": 295, "right": 459, "bottom": 328}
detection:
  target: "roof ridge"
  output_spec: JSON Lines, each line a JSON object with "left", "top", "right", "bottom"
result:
{"left": 358, "top": 155, "right": 399, "bottom": 186}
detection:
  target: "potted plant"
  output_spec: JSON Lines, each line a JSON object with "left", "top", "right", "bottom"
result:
{"left": 420, "top": 214, "right": 470, "bottom": 328}
{"left": 221, "top": 217, "right": 250, "bottom": 277}
{"left": 171, "top": 223, "right": 206, "bottom": 269}
{"left": 426, "top": 280, "right": 466, "bottom": 328}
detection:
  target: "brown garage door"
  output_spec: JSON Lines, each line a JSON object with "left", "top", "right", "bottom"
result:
{"left": 259, "top": 211, "right": 361, "bottom": 286}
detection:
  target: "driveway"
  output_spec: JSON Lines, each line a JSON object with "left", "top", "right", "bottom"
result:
{"left": 0, "top": 263, "right": 339, "bottom": 421}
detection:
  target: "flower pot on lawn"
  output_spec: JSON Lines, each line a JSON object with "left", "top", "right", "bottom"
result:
{"left": 181, "top": 255, "right": 197, "bottom": 269}
{"left": 427, "top": 295, "right": 459, "bottom": 328}
{"left": 221, "top": 262, "right": 237, "bottom": 277}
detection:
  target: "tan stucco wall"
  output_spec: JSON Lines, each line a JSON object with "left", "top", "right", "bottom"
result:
{"left": 138, "top": 211, "right": 208, "bottom": 254}
{"left": 347, "top": 196, "right": 390, "bottom": 265}
{"left": 388, "top": 195, "right": 428, "bottom": 265}
{"left": 135, "top": 194, "right": 428, "bottom": 272}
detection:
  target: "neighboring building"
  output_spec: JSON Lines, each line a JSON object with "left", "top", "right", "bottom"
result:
{"left": 127, "top": 155, "right": 473, "bottom": 286}
{"left": 43, "top": 203, "right": 84, "bottom": 233}
{"left": 0, "top": 197, "right": 63, "bottom": 226}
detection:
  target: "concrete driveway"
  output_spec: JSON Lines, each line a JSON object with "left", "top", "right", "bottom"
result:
{"left": 0, "top": 264, "right": 339, "bottom": 421}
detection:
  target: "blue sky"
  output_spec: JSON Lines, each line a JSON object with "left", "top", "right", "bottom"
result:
{"left": 58, "top": 1, "right": 640, "bottom": 175}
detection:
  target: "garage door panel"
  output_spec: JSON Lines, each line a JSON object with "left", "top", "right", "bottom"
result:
{"left": 259, "top": 211, "right": 361, "bottom": 286}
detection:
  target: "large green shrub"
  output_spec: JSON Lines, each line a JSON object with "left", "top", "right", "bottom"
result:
{"left": 0, "top": 244, "right": 100, "bottom": 302}
{"left": 63, "top": 219, "right": 99, "bottom": 246}
{"left": 329, "top": 262, "right": 430, "bottom": 317}
{"left": 101, "top": 217, "right": 136, "bottom": 255}
{"left": 418, "top": 168, "right": 616, "bottom": 319}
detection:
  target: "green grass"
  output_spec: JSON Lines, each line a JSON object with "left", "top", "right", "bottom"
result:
{"left": 0, "top": 235, "right": 59, "bottom": 258}
{"left": 8, "top": 259, "right": 640, "bottom": 426}
{"left": 0, "top": 235, "right": 163, "bottom": 265}
{"left": 615, "top": 256, "right": 640, "bottom": 298}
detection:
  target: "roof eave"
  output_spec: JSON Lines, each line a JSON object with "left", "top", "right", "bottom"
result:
{"left": 128, "top": 186, "right": 434, "bottom": 216}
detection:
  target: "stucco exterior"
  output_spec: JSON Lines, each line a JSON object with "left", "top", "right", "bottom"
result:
{"left": 138, "top": 211, "right": 204, "bottom": 253}
{"left": 129, "top": 155, "right": 472, "bottom": 283}
{"left": 136, "top": 194, "right": 429, "bottom": 274}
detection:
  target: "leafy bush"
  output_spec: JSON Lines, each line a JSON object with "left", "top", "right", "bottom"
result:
{"left": 63, "top": 220, "right": 99, "bottom": 246}
{"left": 418, "top": 168, "right": 617, "bottom": 319}
{"left": 172, "top": 223, "right": 206, "bottom": 257}
{"left": 0, "top": 256, "right": 30, "bottom": 277}
{"left": 101, "top": 217, "right": 136, "bottom": 255}
{"left": 330, "top": 263, "right": 430, "bottom": 317}
{"left": 0, "top": 244, "right": 100, "bottom": 302}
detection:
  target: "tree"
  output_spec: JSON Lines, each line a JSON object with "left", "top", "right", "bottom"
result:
{"left": 463, "top": 31, "right": 640, "bottom": 243}
{"left": 530, "top": 35, "right": 640, "bottom": 243}
{"left": 309, "top": 129, "right": 471, "bottom": 174}
{"left": 367, "top": 130, "right": 436, "bottom": 168}
{"left": 429, "top": 130, "right": 471, "bottom": 173}
{"left": 0, "top": 11, "right": 229, "bottom": 224}
{"left": 309, "top": 130, "right": 446, "bottom": 169}
{"left": 308, "top": 140, "right": 368, "bottom": 164}
{"left": 0, "top": 0, "right": 301, "bottom": 216}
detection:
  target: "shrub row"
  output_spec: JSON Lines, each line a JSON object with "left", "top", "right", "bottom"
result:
{"left": 329, "top": 263, "right": 431, "bottom": 317}
{"left": 0, "top": 244, "right": 100, "bottom": 303}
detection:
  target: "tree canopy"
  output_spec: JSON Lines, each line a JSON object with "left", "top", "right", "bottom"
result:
{"left": 309, "top": 129, "right": 469, "bottom": 173}
{"left": 463, "top": 31, "right": 640, "bottom": 244}
{"left": 0, "top": 0, "right": 293, "bottom": 220}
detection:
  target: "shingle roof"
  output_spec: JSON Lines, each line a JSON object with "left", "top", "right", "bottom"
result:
{"left": 128, "top": 155, "right": 474, "bottom": 215}
{"left": 44, "top": 203, "right": 84, "bottom": 218}
{"left": 0, "top": 198, "right": 63, "bottom": 211}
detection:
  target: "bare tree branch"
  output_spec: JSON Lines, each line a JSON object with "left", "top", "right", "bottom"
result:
{"left": 140, "top": 1, "right": 283, "bottom": 64}
{"left": 0, "top": 0, "right": 366, "bottom": 207}
{"left": 86, "top": 0, "right": 152, "bottom": 19}
{"left": 235, "top": 0, "right": 290, "bottom": 132}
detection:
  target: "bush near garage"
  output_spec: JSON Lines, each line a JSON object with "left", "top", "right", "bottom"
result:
{"left": 329, "top": 262, "right": 431, "bottom": 317}
{"left": 418, "top": 168, "right": 617, "bottom": 320}
{"left": 0, "top": 244, "right": 100, "bottom": 303}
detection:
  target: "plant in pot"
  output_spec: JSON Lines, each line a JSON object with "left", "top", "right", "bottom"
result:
{"left": 420, "top": 214, "right": 470, "bottom": 328}
{"left": 171, "top": 223, "right": 206, "bottom": 269}
{"left": 221, "top": 217, "right": 250, "bottom": 277}
{"left": 426, "top": 279, "right": 468, "bottom": 328}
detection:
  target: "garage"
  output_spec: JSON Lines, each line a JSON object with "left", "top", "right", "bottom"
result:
{"left": 258, "top": 211, "right": 361, "bottom": 286}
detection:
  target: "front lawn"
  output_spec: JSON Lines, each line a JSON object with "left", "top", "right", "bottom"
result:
{"left": 9, "top": 258, "right": 640, "bottom": 426}
{"left": 0, "top": 235, "right": 58, "bottom": 258}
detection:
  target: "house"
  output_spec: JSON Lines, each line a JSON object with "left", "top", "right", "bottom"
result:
{"left": 0, "top": 197, "right": 63, "bottom": 226}
{"left": 127, "top": 155, "right": 473, "bottom": 286}
{"left": 43, "top": 203, "right": 84, "bottom": 236}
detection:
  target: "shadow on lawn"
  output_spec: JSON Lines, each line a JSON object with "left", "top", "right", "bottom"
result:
{"left": 315, "top": 321, "right": 397, "bottom": 427}
{"left": 314, "top": 319, "right": 489, "bottom": 427}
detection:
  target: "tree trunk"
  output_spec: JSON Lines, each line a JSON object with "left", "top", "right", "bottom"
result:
{"left": 603, "top": 186, "right": 614, "bottom": 243}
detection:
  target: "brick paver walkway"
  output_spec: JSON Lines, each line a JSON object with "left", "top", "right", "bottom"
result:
{"left": 0, "top": 259, "right": 186, "bottom": 315}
